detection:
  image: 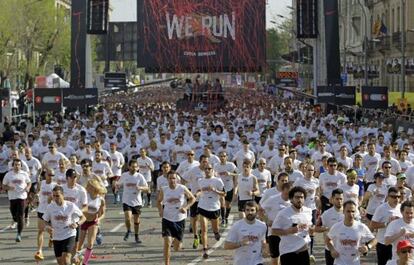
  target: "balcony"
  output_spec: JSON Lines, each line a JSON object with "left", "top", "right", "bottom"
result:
{"left": 393, "top": 32, "right": 402, "bottom": 49}
{"left": 374, "top": 36, "right": 391, "bottom": 52}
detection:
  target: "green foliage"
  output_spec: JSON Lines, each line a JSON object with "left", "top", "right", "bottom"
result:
{"left": 0, "top": 0, "right": 71, "bottom": 90}
{"left": 266, "top": 26, "right": 290, "bottom": 73}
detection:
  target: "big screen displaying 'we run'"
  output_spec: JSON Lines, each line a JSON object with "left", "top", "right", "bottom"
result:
{"left": 137, "top": 0, "right": 266, "bottom": 73}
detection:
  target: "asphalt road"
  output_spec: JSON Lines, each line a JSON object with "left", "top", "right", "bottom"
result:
{"left": 0, "top": 194, "right": 378, "bottom": 265}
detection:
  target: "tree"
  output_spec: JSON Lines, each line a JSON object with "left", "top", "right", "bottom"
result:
{"left": 266, "top": 27, "right": 290, "bottom": 73}
{"left": 0, "top": 0, "right": 71, "bottom": 90}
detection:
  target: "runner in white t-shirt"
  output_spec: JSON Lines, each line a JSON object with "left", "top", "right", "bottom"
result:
{"left": 156, "top": 171, "right": 195, "bottom": 265}
{"left": 108, "top": 142, "right": 125, "bottom": 204}
{"left": 214, "top": 151, "right": 237, "bottom": 227}
{"left": 272, "top": 186, "right": 313, "bottom": 264}
{"left": 116, "top": 159, "right": 148, "bottom": 244}
{"left": 137, "top": 148, "right": 154, "bottom": 207}
{"left": 224, "top": 201, "right": 267, "bottom": 265}
{"left": 34, "top": 168, "right": 57, "bottom": 261}
{"left": 315, "top": 188, "right": 344, "bottom": 265}
{"left": 385, "top": 200, "right": 414, "bottom": 261}
{"left": 326, "top": 201, "right": 376, "bottom": 265}
{"left": 43, "top": 185, "right": 85, "bottom": 265}
{"left": 252, "top": 158, "right": 271, "bottom": 204}
{"left": 370, "top": 187, "right": 402, "bottom": 265}
{"left": 2, "top": 159, "right": 31, "bottom": 242}
{"left": 196, "top": 163, "right": 225, "bottom": 259}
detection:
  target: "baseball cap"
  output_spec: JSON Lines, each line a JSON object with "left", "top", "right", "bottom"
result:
{"left": 66, "top": 169, "right": 77, "bottom": 178}
{"left": 397, "top": 240, "right": 414, "bottom": 251}
{"left": 374, "top": 172, "right": 385, "bottom": 179}
{"left": 397, "top": 172, "right": 407, "bottom": 180}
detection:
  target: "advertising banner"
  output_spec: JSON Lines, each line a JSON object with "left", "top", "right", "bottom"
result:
{"left": 137, "top": 0, "right": 266, "bottom": 73}
{"left": 362, "top": 86, "right": 388, "bottom": 109}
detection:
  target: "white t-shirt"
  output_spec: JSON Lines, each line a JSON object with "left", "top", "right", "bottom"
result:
{"left": 252, "top": 168, "right": 271, "bottom": 196}
{"left": 362, "top": 153, "right": 381, "bottom": 182}
{"left": 63, "top": 184, "right": 87, "bottom": 209}
{"left": 385, "top": 218, "right": 414, "bottom": 260}
{"left": 137, "top": 156, "right": 154, "bottom": 182}
{"left": 262, "top": 194, "right": 290, "bottom": 235}
{"left": 214, "top": 162, "right": 237, "bottom": 192}
{"left": 176, "top": 160, "right": 200, "bottom": 179}
{"left": 272, "top": 206, "right": 313, "bottom": 255}
{"left": 183, "top": 166, "right": 205, "bottom": 195}
{"left": 118, "top": 171, "right": 148, "bottom": 207}
{"left": 197, "top": 177, "right": 224, "bottom": 211}
{"left": 43, "top": 201, "right": 83, "bottom": 241}
{"left": 225, "top": 219, "right": 267, "bottom": 265}
{"left": 237, "top": 174, "right": 256, "bottom": 201}
{"left": 339, "top": 183, "right": 361, "bottom": 206}
{"left": 366, "top": 183, "right": 388, "bottom": 215}
{"left": 42, "top": 152, "right": 68, "bottom": 171}
{"left": 293, "top": 177, "right": 319, "bottom": 210}
{"left": 37, "top": 180, "right": 57, "bottom": 213}
{"left": 328, "top": 221, "right": 375, "bottom": 265}
{"left": 2, "top": 170, "right": 31, "bottom": 200}
{"left": 372, "top": 202, "right": 402, "bottom": 244}
{"left": 319, "top": 171, "right": 347, "bottom": 198}
{"left": 259, "top": 188, "right": 280, "bottom": 206}
{"left": 109, "top": 151, "right": 125, "bottom": 176}
{"left": 24, "top": 157, "right": 42, "bottom": 183}
{"left": 161, "top": 184, "right": 187, "bottom": 222}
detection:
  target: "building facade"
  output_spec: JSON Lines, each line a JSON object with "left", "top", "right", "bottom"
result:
{"left": 339, "top": 0, "right": 414, "bottom": 93}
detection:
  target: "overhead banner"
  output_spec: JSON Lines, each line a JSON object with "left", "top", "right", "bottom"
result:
{"left": 137, "top": 0, "right": 266, "bottom": 73}
{"left": 297, "top": 0, "right": 318, "bottom": 38}
{"left": 34, "top": 88, "right": 62, "bottom": 112}
{"left": 63, "top": 88, "right": 98, "bottom": 108}
{"left": 317, "top": 86, "right": 335, "bottom": 103}
{"left": 362, "top": 86, "right": 388, "bottom": 109}
{"left": 323, "top": 0, "right": 341, "bottom": 85}
{"left": 335, "top": 86, "right": 356, "bottom": 105}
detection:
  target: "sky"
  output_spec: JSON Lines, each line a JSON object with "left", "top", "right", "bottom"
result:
{"left": 266, "top": 0, "right": 292, "bottom": 28}
{"left": 110, "top": 0, "right": 293, "bottom": 28}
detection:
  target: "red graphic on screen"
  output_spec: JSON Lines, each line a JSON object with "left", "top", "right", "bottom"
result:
{"left": 137, "top": 0, "right": 266, "bottom": 73}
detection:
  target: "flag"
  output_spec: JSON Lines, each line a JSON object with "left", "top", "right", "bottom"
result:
{"left": 373, "top": 20, "right": 380, "bottom": 36}
{"left": 379, "top": 20, "right": 388, "bottom": 36}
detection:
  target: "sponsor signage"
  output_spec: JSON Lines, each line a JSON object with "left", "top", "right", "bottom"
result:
{"left": 104, "top": 72, "right": 126, "bottom": 88}
{"left": 361, "top": 86, "right": 388, "bottom": 109}
{"left": 63, "top": 88, "right": 98, "bottom": 108}
{"left": 34, "top": 88, "right": 62, "bottom": 112}
{"left": 137, "top": 0, "right": 266, "bottom": 72}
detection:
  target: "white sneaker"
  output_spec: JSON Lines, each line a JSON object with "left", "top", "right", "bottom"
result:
{"left": 25, "top": 218, "right": 30, "bottom": 227}
{"left": 10, "top": 222, "right": 17, "bottom": 229}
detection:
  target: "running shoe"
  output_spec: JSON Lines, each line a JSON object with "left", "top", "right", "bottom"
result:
{"left": 135, "top": 234, "right": 142, "bottom": 244}
{"left": 192, "top": 237, "right": 199, "bottom": 249}
{"left": 214, "top": 232, "right": 221, "bottom": 241}
{"left": 16, "top": 233, "right": 22, "bottom": 242}
{"left": 202, "top": 249, "right": 209, "bottom": 259}
{"left": 10, "top": 222, "right": 17, "bottom": 229}
{"left": 25, "top": 218, "right": 30, "bottom": 227}
{"left": 309, "top": 255, "right": 316, "bottom": 264}
{"left": 123, "top": 231, "right": 130, "bottom": 241}
{"left": 34, "top": 252, "right": 44, "bottom": 261}
{"left": 96, "top": 231, "right": 103, "bottom": 245}
{"left": 221, "top": 219, "right": 225, "bottom": 228}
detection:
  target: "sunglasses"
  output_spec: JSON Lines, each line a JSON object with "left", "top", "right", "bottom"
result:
{"left": 389, "top": 195, "right": 401, "bottom": 199}
{"left": 187, "top": 154, "right": 195, "bottom": 156}
{"left": 401, "top": 249, "right": 413, "bottom": 254}
{"left": 384, "top": 166, "right": 392, "bottom": 169}
{"left": 206, "top": 168, "right": 213, "bottom": 170}
{"left": 329, "top": 164, "right": 337, "bottom": 167}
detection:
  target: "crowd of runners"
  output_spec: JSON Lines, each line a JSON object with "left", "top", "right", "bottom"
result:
{"left": 1, "top": 87, "right": 414, "bottom": 265}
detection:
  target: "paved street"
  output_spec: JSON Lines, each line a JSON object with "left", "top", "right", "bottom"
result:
{"left": 0, "top": 194, "right": 378, "bottom": 265}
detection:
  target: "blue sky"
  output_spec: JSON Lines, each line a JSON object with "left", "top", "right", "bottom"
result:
{"left": 110, "top": 0, "right": 293, "bottom": 28}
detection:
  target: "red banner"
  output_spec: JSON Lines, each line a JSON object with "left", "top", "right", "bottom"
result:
{"left": 137, "top": 0, "right": 266, "bottom": 73}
